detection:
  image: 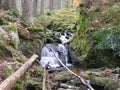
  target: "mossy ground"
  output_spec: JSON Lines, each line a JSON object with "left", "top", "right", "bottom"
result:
{"left": 0, "top": 9, "right": 44, "bottom": 90}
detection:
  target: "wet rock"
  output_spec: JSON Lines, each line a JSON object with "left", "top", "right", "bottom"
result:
{"left": 19, "top": 39, "right": 44, "bottom": 57}
{"left": 55, "top": 71, "right": 72, "bottom": 82}
{"left": 18, "top": 27, "right": 33, "bottom": 40}
{"left": 91, "top": 77, "right": 111, "bottom": 86}
{"left": 66, "top": 76, "right": 89, "bottom": 90}
{"left": 19, "top": 30, "right": 45, "bottom": 57}
{"left": 84, "top": 69, "right": 103, "bottom": 77}
{"left": 68, "top": 47, "right": 87, "bottom": 68}
{"left": 116, "top": 87, "right": 120, "bottom": 90}
{"left": 104, "top": 80, "right": 120, "bottom": 90}
{"left": 113, "top": 67, "right": 120, "bottom": 74}
{"left": 91, "top": 76, "right": 120, "bottom": 90}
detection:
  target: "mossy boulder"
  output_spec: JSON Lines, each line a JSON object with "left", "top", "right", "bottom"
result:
{"left": 91, "top": 76, "right": 120, "bottom": 90}
{"left": 0, "top": 25, "right": 19, "bottom": 49}
{"left": 104, "top": 80, "right": 120, "bottom": 90}
{"left": 68, "top": 47, "right": 87, "bottom": 68}
{"left": 19, "top": 38, "right": 45, "bottom": 57}
{"left": 55, "top": 71, "right": 72, "bottom": 82}
{"left": 18, "top": 24, "right": 46, "bottom": 57}
{"left": 91, "top": 77, "right": 111, "bottom": 86}
{"left": 18, "top": 27, "right": 33, "bottom": 40}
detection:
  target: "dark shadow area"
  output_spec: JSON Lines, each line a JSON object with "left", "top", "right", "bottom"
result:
{"left": 92, "top": 85, "right": 104, "bottom": 90}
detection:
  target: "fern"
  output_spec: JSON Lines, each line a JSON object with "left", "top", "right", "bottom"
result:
{"left": 93, "top": 26, "right": 120, "bottom": 56}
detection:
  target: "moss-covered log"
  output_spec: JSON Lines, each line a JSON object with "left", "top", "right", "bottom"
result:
{"left": 0, "top": 54, "right": 38, "bottom": 90}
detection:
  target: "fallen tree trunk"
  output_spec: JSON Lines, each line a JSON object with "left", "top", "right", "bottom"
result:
{"left": 0, "top": 54, "right": 38, "bottom": 90}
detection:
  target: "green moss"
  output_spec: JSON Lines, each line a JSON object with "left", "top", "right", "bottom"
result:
{"left": 3, "top": 15, "right": 16, "bottom": 22}
{"left": 12, "top": 80, "right": 23, "bottom": 90}
{"left": 9, "top": 39, "right": 18, "bottom": 49}
{"left": 35, "top": 66, "right": 43, "bottom": 76}
{"left": 26, "top": 80, "right": 42, "bottom": 89}
{"left": 1, "top": 65, "right": 15, "bottom": 80}
{"left": 8, "top": 24, "right": 17, "bottom": 32}
{"left": 5, "top": 9, "right": 18, "bottom": 17}
{"left": 0, "top": 34, "right": 8, "bottom": 57}
{"left": 55, "top": 71, "right": 72, "bottom": 81}
{"left": 0, "top": 17, "right": 8, "bottom": 25}
{"left": 28, "top": 26, "right": 45, "bottom": 32}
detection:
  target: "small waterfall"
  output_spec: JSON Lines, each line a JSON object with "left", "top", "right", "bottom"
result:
{"left": 57, "top": 44, "right": 72, "bottom": 66}
{"left": 40, "top": 44, "right": 60, "bottom": 68}
{"left": 60, "top": 32, "right": 73, "bottom": 44}
{"left": 40, "top": 32, "right": 73, "bottom": 68}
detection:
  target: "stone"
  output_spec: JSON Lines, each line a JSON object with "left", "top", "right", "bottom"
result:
{"left": 0, "top": 26, "right": 19, "bottom": 49}
{"left": 55, "top": 71, "right": 72, "bottom": 82}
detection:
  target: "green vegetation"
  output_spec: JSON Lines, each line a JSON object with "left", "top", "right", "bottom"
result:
{"left": 35, "top": 8, "right": 78, "bottom": 32}
{"left": 55, "top": 71, "right": 72, "bottom": 81}
{"left": 100, "top": 4, "right": 120, "bottom": 26}
{"left": 70, "top": 1, "right": 120, "bottom": 68}
{"left": 0, "top": 17, "right": 8, "bottom": 25}
{"left": 8, "top": 24, "right": 18, "bottom": 32}
{"left": 93, "top": 26, "right": 120, "bottom": 56}
{"left": 12, "top": 80, "right": 23, "bottom": 90}
{"left": 28, "top": 25, "right": 45, "bottom": 32}
{"left": 70, "top": 14, "right": 91, "bottom": 58}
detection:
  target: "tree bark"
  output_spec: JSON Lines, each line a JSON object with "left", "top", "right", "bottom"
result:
{"left": 0, "top": 54, "right": 38, "bottom": 90}
{"left": 57, "top": 0, "right": 61, "bottom": 9}
{"left": 33, "top": 0, "right": 37, "bottom": 16}
{"left": 40, "top": 0, "right": 44, "bottom": 15}
{"left": 2, "top": 0, "right": 9, "bottom": 9}
{"left": 49, "top": 0, "right": 54, "bottom": 10}
{"left": 0, "top": 0, "right": 2, "bottom": 9}
{"left": 22, "top": 0, "right": 33, "bottom": 24}
{"left": 11, "top": 0, "right": 17, "bottom": 11}
{"left": 61, "top": 0, "right": 67, "bottom": 8}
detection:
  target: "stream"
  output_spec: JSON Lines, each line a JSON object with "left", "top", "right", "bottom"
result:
{"left": 38, "top": 32, "right": 115, "bottom": 90}
{"left": 38, "top": 32, "right": 94, "bottom": 90}
{"left": 40, "top": 32, "right": 73, "bottom": 68}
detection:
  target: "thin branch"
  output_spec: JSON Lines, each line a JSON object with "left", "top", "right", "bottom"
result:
{"left": 42, "top": 67, "right": 46, "bottom": 90}
{"left": 42, "top": 62, "right": 49, "bottom": 90}
{"left": 7, "top": 62, "right": 23, "bottom": 65}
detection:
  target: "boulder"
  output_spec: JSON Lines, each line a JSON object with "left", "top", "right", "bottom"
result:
{"left": 91, "top": 76, "right": 120, "bottom": 90}
{"left": 68, "top": 47, "right": 87, "bottom": 68}
{"left": 55, "top": 71, "right": 72, "bottom": 82}
{"left": 0, "top": 25, "right": 19, "bottom": 49}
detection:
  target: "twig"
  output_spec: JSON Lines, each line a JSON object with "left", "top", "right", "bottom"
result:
{"left": 50, "top": 47, "right": 94, "bottom": 90}
{"left": 42, "top": 63, "right": 49, "bottom": 90}
{"left": 42, "top": 67, "right": 46, "bottom": 90}
{"left": 7, "top": 62, "right": 23, "bottom": 65}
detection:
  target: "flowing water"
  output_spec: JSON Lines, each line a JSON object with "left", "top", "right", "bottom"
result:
{"left": 40, "top": 32, "right": 73, "bottom": 68}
